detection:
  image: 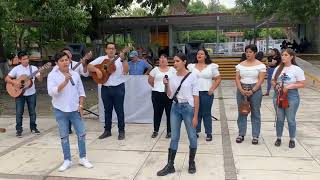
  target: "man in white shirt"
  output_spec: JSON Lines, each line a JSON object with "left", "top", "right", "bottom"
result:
{"left": 5, "top": 50, "right": 43, "bottom": 137}
{"left": 47, "top": 51, "right": 93, "bottom": 172}
{"left": 61, "top": 47, "right": 90, "bottom": 134}
{"left": 88, "top": 42, "right": 129, "bottom": 140}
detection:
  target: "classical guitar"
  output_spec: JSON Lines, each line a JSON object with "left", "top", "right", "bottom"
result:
{"left": 92, "top": 47, "right": 130, "bottom": 84}
{"left": 6, "top": 62, "right": 52, "bottom": 98}
{"left": 71, "top": 51, "right": 92, "bottom": 71}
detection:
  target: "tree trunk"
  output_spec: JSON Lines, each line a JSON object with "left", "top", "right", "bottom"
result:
{"left": 0, "top": 32, "right": 5, "bottom": 62}
{"left": 87, "top": 5, "right": 103, "bottom": 41}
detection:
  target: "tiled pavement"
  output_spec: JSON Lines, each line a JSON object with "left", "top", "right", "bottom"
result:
{"left": 0, "top": 80, "right": 320, "bottom": 180}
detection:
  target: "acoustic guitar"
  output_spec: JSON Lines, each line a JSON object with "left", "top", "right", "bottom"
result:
{"left": 92, "top": 47, "right": 130, "bottom": 84}
{"left": 6, "top": 62, "right": 52, "bottom": 98}
{"left": 71, "top": 51, "right": 92, "bottom": 71}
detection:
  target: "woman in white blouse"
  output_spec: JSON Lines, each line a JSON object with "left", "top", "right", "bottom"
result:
{"left": 188, "top": 49, "right": 221, "bottom": 141}
{"left": 157, "top": 53, "right": 199, "bottom": 176}
{"left": 148, "top": 54, "right": 176, "bottom": 138}
{"left": 272, "top": 48, "right": 305, "bottom": 148}
{"left": 235, "top": 44, "right": 266, "bottom": 145}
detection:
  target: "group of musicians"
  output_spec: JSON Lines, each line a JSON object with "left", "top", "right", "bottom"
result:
{"left": 4, "top": 43, "right": 305, "bottom": 174}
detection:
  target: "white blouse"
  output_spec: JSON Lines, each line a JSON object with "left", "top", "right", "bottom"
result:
{"left": 149, "top": 67, "right": 176, "bottom": 92}
{"left": 169, "top": 72, "right": 199, "bottom": 107}
{"left": 188, "top": 63, "right": 220, "bottom": 91}
{"left": 272, "top": 65, "right": 305, "bottom": 86}
{"left": 236, "top": 64, "right": 266, "bottom": 84}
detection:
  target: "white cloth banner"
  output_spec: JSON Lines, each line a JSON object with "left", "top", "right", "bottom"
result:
{"left": 98, "top": 75, "right": 164, "bottom": 123}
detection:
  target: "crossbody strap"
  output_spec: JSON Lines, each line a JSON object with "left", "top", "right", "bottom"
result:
{"left": 172, "top": 72, "right": 191, "bottom": 103}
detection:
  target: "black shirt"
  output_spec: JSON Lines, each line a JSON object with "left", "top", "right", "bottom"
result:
{"left": 267, "top": 55, "right": 281, "bottom": 68}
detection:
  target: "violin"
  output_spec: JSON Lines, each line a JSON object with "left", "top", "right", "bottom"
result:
{"left": 276, "top": 73, "right": 289, "bottom": 109}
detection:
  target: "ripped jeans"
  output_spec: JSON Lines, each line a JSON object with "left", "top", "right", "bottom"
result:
{"left": 54, "top": 108, "right": 86, "bottom": 160}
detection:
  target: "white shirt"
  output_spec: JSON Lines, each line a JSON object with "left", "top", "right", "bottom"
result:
{"left": 169, "top": 72, "right": 199, "bottom": 107}
{"left": 188, "top": 63, "right": 220, "bottom": 91}
{"left": 52, "top": 60, "right": 89, "bottom": 77}
{"left": 236, "top": 64, "right": 266, "bottom": 84}
{"left": 8, "top": 64, "right": 39, "bottom": 96}
{"left": 47, "top": 68, "right": 86, "bottom": 112}
{"left": 272, "top": 65, "right": 305, "bottom": 86}
{"left": 89, "top": 55, "right": 126, "bottom": 86}
{"left": 149, "top": 67, "right": 176, "bottom": 92}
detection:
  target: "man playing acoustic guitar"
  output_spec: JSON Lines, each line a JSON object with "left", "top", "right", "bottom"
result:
{"left": 5, "top": 50, "right": 43, "bottom": 138}
{"left": 88, "top": 42, "right": 129, "bottom": 140}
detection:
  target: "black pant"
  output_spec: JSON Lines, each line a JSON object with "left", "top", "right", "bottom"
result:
{"left": 101, "top": 83, "right": 125, "bottom": 133}
{"left": 151, "top": 91, "right": 172, "bottom": 133}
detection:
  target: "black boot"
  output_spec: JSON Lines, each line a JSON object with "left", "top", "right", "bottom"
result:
{"left": 157, "top": 149, "right": 176, "bottom": 176}
{"left": 188, "top": 147, "right": 197, "bottom": 174}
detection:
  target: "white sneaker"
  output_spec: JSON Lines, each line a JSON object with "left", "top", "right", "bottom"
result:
{"left": 58, "top": 160, "right": 72, "bottom": 172}
{"left": 79, "top": 157, "right": 93, "bottom": 169}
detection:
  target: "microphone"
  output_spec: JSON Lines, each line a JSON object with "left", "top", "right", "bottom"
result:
{"left": 164, "top": 75, "right": 169, "bottom": 93}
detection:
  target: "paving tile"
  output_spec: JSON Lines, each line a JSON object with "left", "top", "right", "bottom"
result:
{"left": 238, "top": 170, "right": 320, "bottom": 180}
{"left": 264, "top": 137, "right": 311, "bottom": 158}
{"left": 234, "top": 156, "right": 320, "bottom": 172}
{"left": 134, "top": 152, "right": 185, "bottom": 180}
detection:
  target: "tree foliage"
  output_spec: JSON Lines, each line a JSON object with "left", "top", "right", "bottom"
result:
{"left": 187, "top": 0, "right": 229, "bottom": 14}
{"left": 179, "top": 30, "right": 226, "bottom": 43}
{"left": 0, "top": 0, "right": 177, "bottom": 58}
{"left": 236, "top": 0, "right": 320, "bottom": 22}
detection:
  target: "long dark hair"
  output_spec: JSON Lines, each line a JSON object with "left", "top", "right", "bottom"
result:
{"left": 195, "top": 48, "right": 211, "bottom": 64}
{"left": 273, "top": 48, "right": 297, "bottom": 82}
{"left": 175, "top": 52, "right": 188, "bottom": 68}
{"left": 272, "top": 48, "right": 281, "bottom": 58}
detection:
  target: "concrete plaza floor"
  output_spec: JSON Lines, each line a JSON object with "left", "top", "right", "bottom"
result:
{"left": 0, "top": 80, "right": 320, "bottom": 180}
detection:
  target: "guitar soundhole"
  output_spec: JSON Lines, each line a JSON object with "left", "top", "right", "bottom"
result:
{"left": 20, "top": 80, "right": 25, "bottom": 88}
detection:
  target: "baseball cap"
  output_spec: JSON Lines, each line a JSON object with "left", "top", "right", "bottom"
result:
{"left": 129, "top": 51, "right": 138, "bottom": 58}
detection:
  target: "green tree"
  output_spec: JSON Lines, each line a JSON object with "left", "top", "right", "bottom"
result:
{"left": 236, "top": 0, "right": 320, "bottom": 22}
{"left": 187, "top": 0, "right": 207, "bottom": 14}
{"left": 178, "top": 30, "right": 226, "bottom": 43}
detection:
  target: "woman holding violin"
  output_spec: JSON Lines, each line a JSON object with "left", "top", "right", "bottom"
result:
{"left": 272, "top": 48, "right": 305, "bottom": 148}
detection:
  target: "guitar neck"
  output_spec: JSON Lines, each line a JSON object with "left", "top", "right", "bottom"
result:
{"left": 104, "top": 55, "right": 120, "bottom": 67}
{"left": 72, "top": 60, "right": 82, "bottom": 71}
{"left": 28, "top": 68, "right": 40, "bottom": 80}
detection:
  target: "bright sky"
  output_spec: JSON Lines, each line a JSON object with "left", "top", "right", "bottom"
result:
{"left": 202, "top": 0, "right": 236, "bottom": 8}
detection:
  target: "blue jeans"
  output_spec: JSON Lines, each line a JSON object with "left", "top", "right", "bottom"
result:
{"left": 15, "top": 93, "right": 37, "bottom": 132}
{"left": 170, "top": 102, "right": 197, "bottom": 150}
{"left": 236, "top": 84, "right": 262, "bottom": 138}
{"left": 197, "top": 91, "right": 214, "bottom": 135}
{"left": 273, "top": 89, "right": 300, "bottom": 139}
{"left": 266, "top": 67, "right": 275, "bottom": 93}
{"left": 101, "top": 83, "right": 125, "bottom": 133}
{"left": 54, "top": 108, "right": 86, "bottom": 161}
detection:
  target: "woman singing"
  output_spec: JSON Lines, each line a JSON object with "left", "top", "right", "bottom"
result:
{"left": 157, "top": 53, "right": 199, "bottom": 176}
